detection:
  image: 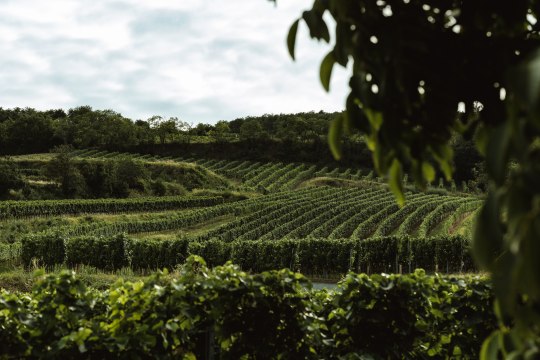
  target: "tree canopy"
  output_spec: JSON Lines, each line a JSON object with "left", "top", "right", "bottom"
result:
{"left": 280, "top": 0, "right": 540, "bottom": 356}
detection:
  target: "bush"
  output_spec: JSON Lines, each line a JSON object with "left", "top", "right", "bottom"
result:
{"left": 115, "top": 158, "right": 149, "bottom": 188}
{"left": 65, "top": 234, "right": 129, "bottom": 271}
{"left": 21, "top": 232, "right": 66, "bottom": 268}
{"left": 151, "top": 180, "right": 167, "bottom": 196}
{"left": 47, "top": 147, "right": 88, "bottom": 198}
{"left": 328, "top": 270, "right": 495, "bottom": 358}
{"left": 0, "top": 258, "right": 495, "bottom": 358}
{"left": 357, "top": 236, "right": 399, "bottom": 273}
{"left": 129, "top": 237, "right": 190, "bottom": 270}
{"left": 187, "top": 238, "right": 232, "bottom": 267}
{"left": 0, "top": 159, "right": 24, "bottom": 198}
{"left": 164, "top": 182, "right": 187, "bottom": 196}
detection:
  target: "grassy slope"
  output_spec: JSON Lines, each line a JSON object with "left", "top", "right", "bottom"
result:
{"left": 8, "top": 154, "right": 232, "bottom": 193}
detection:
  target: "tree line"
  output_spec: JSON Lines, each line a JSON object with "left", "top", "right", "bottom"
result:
{"left": 0, "top": 105, "right": 483, "bottom": 184}
{"left": 0, "top": 106, "right": 339, "bottom": 153}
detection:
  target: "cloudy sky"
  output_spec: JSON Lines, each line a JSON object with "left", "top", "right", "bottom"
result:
{"left": 0, "top": 0, "right": 349, "bottom": 124}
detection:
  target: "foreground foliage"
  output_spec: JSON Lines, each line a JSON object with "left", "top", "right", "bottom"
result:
{"left": 283, "top": 0, "right": 540, "bottom": 355}
{"left": 0, "top": 256, "right": 494, "bottom": 359}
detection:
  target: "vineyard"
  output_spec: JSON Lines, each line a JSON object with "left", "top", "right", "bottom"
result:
{"left": 66, "top": 148, "right": 470, "bottom": 193}
{"left": 0, "top": 150, "right": 490, "bottom": 358}
{"left": 0, "top": 151, "right": 482, "bottom": 277}
{"left": 7, "top": 0, "right": 538, "bottom": 355}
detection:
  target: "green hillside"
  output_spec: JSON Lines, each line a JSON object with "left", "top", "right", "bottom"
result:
{"left": 1, "top": 150, "right": 481, "bottom": 278}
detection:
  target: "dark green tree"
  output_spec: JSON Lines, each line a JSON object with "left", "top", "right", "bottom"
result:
{"left": 134, "top": 119, "right": 155, "bottom": 145}
{"left": 47, "top": 145, "right": 86, "bottom": 198}
{"left": 279, "top": 0, "right": 540, "bottom": 356}
{"left": 190, "top": 123, "right": 214, "bottom": 136}
{"left": 156, "top": 118, "right": 179, "bottom": 144}
{"left": 239, "top": 119, "right": 268, "bottom": 141}
{"left": 210, "top": 120, "right": 233, "bottom": 142}
{"left": 0, "top": 108, "right": 56, "bottom": 154}
{"left": 115, "top": 158, "right": 148, "bottom": 189}
{"left": 0, "top": 158, "right": 24, "bottom": 198}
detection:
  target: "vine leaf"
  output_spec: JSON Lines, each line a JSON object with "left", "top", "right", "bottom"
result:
{"left": 479, "top": 331, "right": 500, "bottom": 360}
{"left": 389, "top": 159, "right": 405, "bottom": 207}
{"left": 287, "top": 19, "right": 300, "bottom": 60}
{"left": 486, "top": 123, "right": 510, "bottom": 186}
{"left": 421, "top": 162, "right": 436, "bottom": 183}
{"left": 328, "top": 114, "right": 344, "bottom": 160}
{"left": 320, "top": 51, "right": 335, "bottom": 92}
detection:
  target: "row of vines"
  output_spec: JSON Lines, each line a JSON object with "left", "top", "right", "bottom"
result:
{"left": 71, "top": 149, "right": 470, "bottom": 193}
{"left": 0, "top": 196, "right": 223, "bottom": 219}
{"left": 21, "top": 232, "right": 475, "bottom": 274}
{"left": 2, "top": 187, "right": 481, "bottom": 264}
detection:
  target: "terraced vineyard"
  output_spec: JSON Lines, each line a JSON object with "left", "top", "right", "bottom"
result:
{"left": 1, "top": 150, "right": 482, "bottom": 276}
{"left": 68, "top": 149, "right": 371, "bottom": 191}
{"left": 69, "top": 149, "right": 465, "bottom": 193}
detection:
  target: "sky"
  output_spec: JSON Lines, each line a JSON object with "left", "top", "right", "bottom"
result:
{"left": 0, "top": 0, "right": 349, "bottom": 124}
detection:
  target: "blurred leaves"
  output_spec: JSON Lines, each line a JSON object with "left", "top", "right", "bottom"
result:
{"left": 320, "top": 51, "right": 336, "bottom": 92}
{"left": 287, "top": 19, "right": 299, "bottom": 61}
{"left": 284, "top": 0, "right": 540, "bottom": 355}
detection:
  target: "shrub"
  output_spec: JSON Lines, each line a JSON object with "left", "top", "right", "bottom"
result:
{"left": 21, "top": 232, "right": 66, "bottom": 268}
{"left": 0, "top": 259, "right": 495, "bottom": 358}
{"left": 129, "top": 237, "right": 190, "bottom": 270}
{"left": 65, "top": 234, "right": 129, "bottom": 271}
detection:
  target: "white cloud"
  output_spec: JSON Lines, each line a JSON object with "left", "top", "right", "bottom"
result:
{"left": 0, "top": 0, "right": 348, "bottom": 123}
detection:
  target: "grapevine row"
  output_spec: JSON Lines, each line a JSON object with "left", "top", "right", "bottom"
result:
{"left": 416, "top": 197, "right": 479, "bottom": 237}
{"left": 372, "top": 194, "right": 435, "bottom": 237}
{"left": 21, "top": 232, "right": 476, "bottom": 275}
{"left": 0, "top": 196, "right": 224, "bottom": 219}
{"left": 307, "top": 188, "right": 388, "bottom": 238}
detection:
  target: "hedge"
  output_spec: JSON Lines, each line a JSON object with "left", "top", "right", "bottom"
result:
{"left": 129, "top": 237, "right": 190, "bottom": 271}
{"left": 21, "top": 232, "right": 66, "bottom": 268}
{"left": 0, "top": 257, "right": 495, "bottom": 358}
{"left": 65, "top": 234, "right": 129, "bottom": 271}
{"left": 21, "top": 233, "right": 476, "bottom": 274}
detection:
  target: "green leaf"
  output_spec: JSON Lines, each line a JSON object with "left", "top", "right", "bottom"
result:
{"left": 346, "top": 92, "right": 369, "bottom": 132}
{"left": 518, "top": 231, "right": 540, "bottom": 299}
{"left": 302, "top": 10, "right": 330, "bottom": 42}
{"left": 221, "top": 338, "right": 232, "bottom": 350}
{"left": 328, "top": 114, "right": 344, "bottom": 160}
{"left": 472, "top": 193, "right": 503, "bottom": 270}
{"left": 432, "top": 144, "right": 454, "bottom": 180}
{"left": 389, "top": 159, "right": 405, "bottom": 207}
{"left": 486, "top": 123, "right": 510, "bottom": 186}
{"left": 320, "top": 51, "right": 335, "bottom": 92}
{"left": 287, "top": 19, "right": 300, "bottom": 60}
{"left": 480, "top": 332, "right": 500, "bottom": 360}
{"left": 508, "top": 48, "right": 540, "bottom": 118}
{"left": 372, "top": 142, "right": 384, "bottom": 173}
{"left": 421, "top": 162, "right": 436, "bottom": 183}
{"left": 364, "top": 108, "right": 383, "bottom": 131}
